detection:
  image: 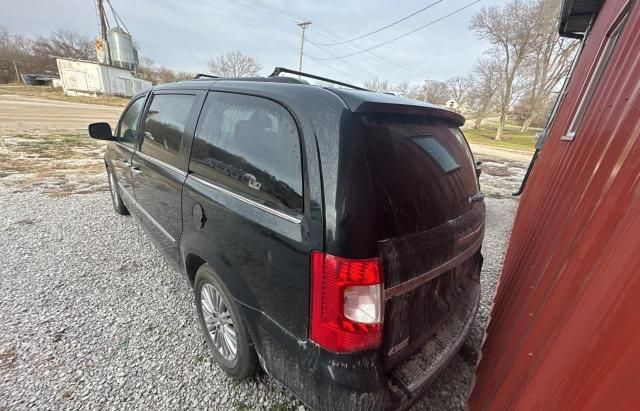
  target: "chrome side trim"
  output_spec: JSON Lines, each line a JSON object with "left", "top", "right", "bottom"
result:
{"left": 189, "top": 174, "right": 302, "bottom": 224}
{"left": 117, "top": 181, "right": 176, "bottom": 243}
{"left": 135, "top": 200, "right": 177, "bottom": 243}
{"left": 135, "top": 150, "right": 187, "bottom": 177}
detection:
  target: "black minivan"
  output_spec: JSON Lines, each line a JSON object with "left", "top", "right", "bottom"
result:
{"left": 89, "top": 69, "right": 485, "bottom": 410}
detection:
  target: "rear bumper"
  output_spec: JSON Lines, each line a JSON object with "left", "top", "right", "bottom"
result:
{"left": 385, "top": 275, "right": 480, "bottom": 409}
{"left": 242, "top": 258, "right": 481, "bottom": 411}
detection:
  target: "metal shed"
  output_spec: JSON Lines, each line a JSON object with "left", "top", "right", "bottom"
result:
{"left": 468, "top": 0, "right": 640, "bottom": 409}
{"left": 56, "top": 57, "right": 151, "bottom": 98}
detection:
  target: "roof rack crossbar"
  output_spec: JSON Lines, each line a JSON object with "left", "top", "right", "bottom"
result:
{"left": 194, "top": 73, "right": 220, "bottom": 79}
{"left": 269, "top": 67, "right": 367, "bottom": 91}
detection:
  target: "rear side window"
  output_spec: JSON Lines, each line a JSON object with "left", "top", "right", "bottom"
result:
{"left": 190, "top": 92, "right": 303, "bottom": 213}
{"left": 140, "top": 94, "right": 195, "bottom": 167}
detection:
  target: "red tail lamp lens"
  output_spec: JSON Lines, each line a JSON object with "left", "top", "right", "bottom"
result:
{"left": 309, "top": 250, "right": 383, "bottom": 353}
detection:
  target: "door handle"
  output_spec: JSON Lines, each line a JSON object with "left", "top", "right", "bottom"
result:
{"left": 131, "top": 166, "right": 143, "bottom": 176}
{"left": 122, "top": 160, "right": 131, "bottom": 168}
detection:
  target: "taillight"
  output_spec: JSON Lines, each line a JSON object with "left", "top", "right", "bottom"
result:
{"left": 309, "top": 250, "right": 383, "bottom": 353}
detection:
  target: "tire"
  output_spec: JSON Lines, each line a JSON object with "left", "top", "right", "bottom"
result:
{"left": 107, "top": 166, "right": 129, "bottom": 215}
{"left": 194, "top": 264, "right": 258, "bottom": 379}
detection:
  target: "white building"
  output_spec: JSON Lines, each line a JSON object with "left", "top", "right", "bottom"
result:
{"left": 56, "top": 57, "right": 151, "bottom": 98}
{"left": 445, "top": 99, "right": 460, "bottom": 111}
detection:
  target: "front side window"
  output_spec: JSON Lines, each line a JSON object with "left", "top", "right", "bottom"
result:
{"left": 140, "top": 94, "right": 195, "bottom": 167}
{"left": 190, "top": 92, "right": 303, "bottom": 213}
{"left": 115, "top": 97, "right": 146, "bottom": 147}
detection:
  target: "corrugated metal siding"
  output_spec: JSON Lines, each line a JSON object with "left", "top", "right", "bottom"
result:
{"left": 468, "top": 0, "right": 640, "bottom": 409}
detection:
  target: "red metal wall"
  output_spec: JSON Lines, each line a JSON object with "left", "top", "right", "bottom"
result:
{"left": 468, "top": 0, "right": 640, "bottom": 409}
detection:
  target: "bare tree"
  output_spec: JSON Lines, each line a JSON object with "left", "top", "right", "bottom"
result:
{"left": 421, "top": 80, "right": 449, "bottom": 105}
{"left": 471, "top": 0, "right": 538, "bottom": 140}
{"left": 468, "top": 56, "right": 501, "bottom": 128}
{"left": 393, "top": 80, "right": 412, "bottom": 97}
{"left": 37, "top": 30, "right": 95, "bottom": 60}
{"left": 0, "top": 26, "right": 32, "bottom": 83}
{"left": 446, "top": 75, "right": 474, "bottom": 110}
{"left": 364, "top": 77, "right": 393, "bottom": 93}
{"left": 519, "top": 0, "right": 578, "bottom": 132}
{"left": 136, "top": 57, "right": 156, "bottom": 82}
{"left": 173, "top": 71, "right": 194, "bottom": 81}
{"left": 208, "top": 51, "right": 262, "bottom": 78}
{"left": 137, "top": 57, "right": 194, "bottom": 85}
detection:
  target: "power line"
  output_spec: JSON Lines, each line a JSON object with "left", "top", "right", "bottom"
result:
{"left": 306, "top": 27, "right": 414, "bottom": 75}
{"left": 307, "top": 30, "right": 431, "bottom": 80}
{"left": 212, "top": 0, "right": 433, "bottom": 80}
{"left": 213, "top": 0, "right": 385, "bottom": 79}
{"left": 314, "top": 0, "right": 482, "bottom": 60}
{"left": 193, "top": 0, "right": 378, "bottom": 82}
{"left": 193, "top": 0, "right": 454, "bottom": 83}
{"left": 306, "top": 41, "right": 380, "bottom": 78}
{"left": 237, "top": 0, "right": 301, "bottom": 23}
{"left": 311, "top": 0, "right": 444, "bottom": 46}
{"left": 194, "top": 0, "right": 298, "bottom": 37}
{"left": 302, "top": 53, "right": 362, "bottom": 83}
{"left": 238, "top": 0, "right": 300, "bottom": 24}
{"left": 105, "top": 0, "right": 130, "bottom": 33}
{"left": 229, "top": 0, "right": 451, "bottom": 79}
{"left": 245, "top": 3, "right": 434, "bottom": 75}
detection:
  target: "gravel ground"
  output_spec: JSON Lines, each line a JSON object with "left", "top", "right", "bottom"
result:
{"left": 0, "top": 183, "right": 518, "bottom": 410}
{"left": 476, "top": 155, "right": 528, "bottom": 199}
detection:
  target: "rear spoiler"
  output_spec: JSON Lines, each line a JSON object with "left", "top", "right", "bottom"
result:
{"left": 328, "top": 89, "right": 465, "bottom": 127}
{"left": 352, "top": 101, "right": 465, "bottom": 127}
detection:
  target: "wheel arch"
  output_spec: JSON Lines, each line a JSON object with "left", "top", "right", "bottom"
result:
{"left": 184, "top": 253, "right": 207, "bottom": 286}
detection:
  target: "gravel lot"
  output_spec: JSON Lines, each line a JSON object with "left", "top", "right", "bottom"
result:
{"left": 0, "top": 183, "right": 518, "bottom": 410}
{"left": 0, "top": 89, "right": 524, "bottom": 410}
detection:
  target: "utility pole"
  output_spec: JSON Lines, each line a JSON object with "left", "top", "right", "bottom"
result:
{"left": 297, "top": 19, "right": 311, "bottom": 76}
{"left": 96, "top": 0, "right": 111, "bottom": 65}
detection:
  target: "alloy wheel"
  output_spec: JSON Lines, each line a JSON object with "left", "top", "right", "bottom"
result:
{"left": 201, "top": 283, "right": 238, "bottom": 361}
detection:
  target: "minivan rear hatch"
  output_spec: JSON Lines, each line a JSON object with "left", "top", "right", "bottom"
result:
{"left": 339, "top": 93, "right": 485, "bottom": 375}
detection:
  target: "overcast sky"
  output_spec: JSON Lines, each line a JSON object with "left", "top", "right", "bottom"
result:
{"left": 2, "top": 0, "right": 509, "bottom": 85}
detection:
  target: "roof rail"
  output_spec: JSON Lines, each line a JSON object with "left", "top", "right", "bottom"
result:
{"left": 269, "top": 67, "right": 367, "bottom": 91}
{"left": 194, "top": 73, "right": 220, "bottom": 80}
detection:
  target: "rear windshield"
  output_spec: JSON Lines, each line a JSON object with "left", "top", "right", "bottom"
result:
{"left": 356, "top": 113, "right": 479, "bottom": 239}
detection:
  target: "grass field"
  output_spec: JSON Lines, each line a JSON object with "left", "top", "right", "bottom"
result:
{"left": 0, "top": 84, "right": 129, "bottom": 107}
{"left": 463, "top": 123, "right": 539, "bottom": 152}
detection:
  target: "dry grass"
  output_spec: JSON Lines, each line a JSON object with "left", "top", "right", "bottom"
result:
{"left": 0, "top": 84, "right": 129, "bottom": 107}
{"left": 0, "top": 130, "right": 109, "bottom": 197}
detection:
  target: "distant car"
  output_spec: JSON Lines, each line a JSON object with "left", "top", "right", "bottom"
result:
{"left": 89, "top": 68, "right": 485, "bottom": 410}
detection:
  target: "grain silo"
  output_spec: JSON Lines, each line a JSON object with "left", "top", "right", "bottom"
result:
{"left": 107, "top": 27, "right": 139, "bottom": 71}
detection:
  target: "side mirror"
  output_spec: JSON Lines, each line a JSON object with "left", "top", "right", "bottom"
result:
{"left": 88, "top": 122, "right": 114, "bottom": 140}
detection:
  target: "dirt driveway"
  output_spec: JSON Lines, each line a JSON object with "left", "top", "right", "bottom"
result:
{"left": 0, "top": 95, "right": 122, "bottom": 133}
{"left": 0, "top": 94, "right": 124, "bottom": 196}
